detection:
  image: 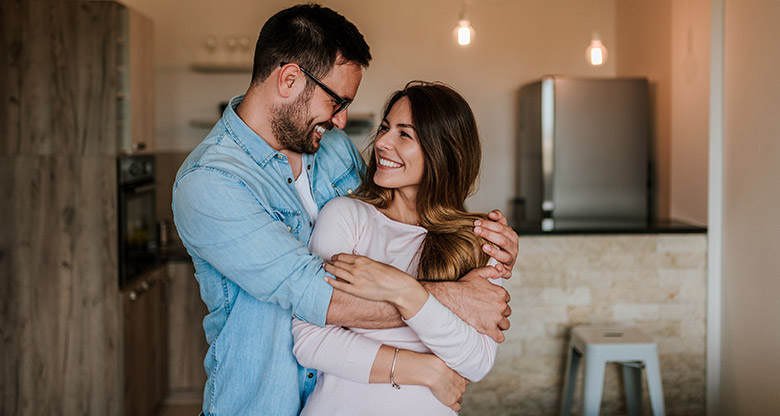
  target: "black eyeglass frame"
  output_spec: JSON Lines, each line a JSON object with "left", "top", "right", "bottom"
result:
{"left": 280, "top": 62, "right": 352, "bottom": 116}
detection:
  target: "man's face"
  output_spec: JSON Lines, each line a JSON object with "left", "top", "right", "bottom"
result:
{"left": 272, "top": 62, "right": 363, "bottom": 154}
{"left": 270, "top": 88, "right": 320, "bottom": 154}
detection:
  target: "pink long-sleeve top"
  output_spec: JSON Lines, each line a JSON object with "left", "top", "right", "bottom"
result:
{"left": 291, "top": 197, "right": 499, "bottom": 416}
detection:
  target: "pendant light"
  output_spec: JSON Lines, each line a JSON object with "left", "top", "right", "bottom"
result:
{"left": 586, "top": 32, "right": 608, "bottom": 66}
{"left": 453, "top": 3, "right": 475, "bottom": 46}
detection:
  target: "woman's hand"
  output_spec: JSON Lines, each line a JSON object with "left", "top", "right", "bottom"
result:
{"left": 375, "top": 347, "right": 469, "bottom": 412}
{"left": 324, "top": 253, "right": 429, "bottom": 319}
{"left": 474, "top": 210, "right": 519, "bottom": 278}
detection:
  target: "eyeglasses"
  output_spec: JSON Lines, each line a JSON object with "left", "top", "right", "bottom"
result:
{"left": 280, "top": 62, "right": 352, "bottom": 116}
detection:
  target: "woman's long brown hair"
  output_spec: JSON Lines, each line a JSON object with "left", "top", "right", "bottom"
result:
{"left": 354, "top": 81, "right": 489, "bottom": 281}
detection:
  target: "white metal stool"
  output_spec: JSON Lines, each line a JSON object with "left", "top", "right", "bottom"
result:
{"left": 560, "top": 326, "right": 665, "bottom": 416}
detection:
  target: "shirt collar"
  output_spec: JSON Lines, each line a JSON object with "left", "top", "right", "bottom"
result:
{"left": 221, "top": 94, "right": 284, "bottom": 167}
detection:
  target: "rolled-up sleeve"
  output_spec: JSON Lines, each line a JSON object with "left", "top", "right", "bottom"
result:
{"left": 172, "top": 167, "right": 333, "bottom": 326}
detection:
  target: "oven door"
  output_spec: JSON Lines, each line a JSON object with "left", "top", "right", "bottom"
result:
{"left": 119, "top": 181, "right": 158, "bottom": 288}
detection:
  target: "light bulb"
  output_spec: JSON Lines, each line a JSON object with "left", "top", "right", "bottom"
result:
{"left": 454, "top": 18, "right": 475, "bottom": 46}
{"left": 586, "top": 32, "right": 608, "bottom": 66}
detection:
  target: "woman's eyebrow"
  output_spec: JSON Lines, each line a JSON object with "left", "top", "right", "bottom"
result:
{"left": 397, "top": 123, "right": 417, "bottom": 131}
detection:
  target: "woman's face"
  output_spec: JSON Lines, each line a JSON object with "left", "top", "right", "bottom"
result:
{"left": 372, "top": 97, "right": 424, "bottom": 196}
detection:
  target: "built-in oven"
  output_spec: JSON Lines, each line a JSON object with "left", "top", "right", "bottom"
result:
{"left": 118, "top": 155, "right": 158, "bottom": 288}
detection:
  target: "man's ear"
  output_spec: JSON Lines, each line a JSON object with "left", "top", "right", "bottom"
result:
{"left": 277, "top": 63, "right": 302, "bottom": 99}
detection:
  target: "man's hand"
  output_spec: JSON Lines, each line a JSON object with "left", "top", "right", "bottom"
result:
{"left": 424, "top": 266, "right": 511, "bottom": 343}
{"left": 474, "top": 209, "right": 519, "bottom": 278}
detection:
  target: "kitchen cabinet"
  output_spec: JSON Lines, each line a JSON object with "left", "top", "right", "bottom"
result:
{"left": 117, "top": 5, "right": 155, "bottom": 154}
{"left": 2, "top": 2, "right": 159, "bottom": 415}
{"left": 1, "top": 0, "right": 154, "bottom": 156}
{"left": 166, "top": 261, "right": 209, "bottom": 402}
{"left": 123, "top": 266, "right": 169, "bottom": 416}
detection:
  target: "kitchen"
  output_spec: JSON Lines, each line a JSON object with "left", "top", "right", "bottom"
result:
{"left": 2, "top": 0, "right": 778, "bottom": 415}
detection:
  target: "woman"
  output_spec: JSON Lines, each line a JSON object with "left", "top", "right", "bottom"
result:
{"left": 291, "top": 81, "right": 500, "bottom": 415}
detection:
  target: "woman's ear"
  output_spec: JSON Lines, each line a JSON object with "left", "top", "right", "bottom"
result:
{"left": 277, "top": 63, "right": 302, "bottom": 99}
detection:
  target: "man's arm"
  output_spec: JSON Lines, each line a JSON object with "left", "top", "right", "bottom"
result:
{"left": 326, "top": 254, "right": 511, "bottom": 342}
{"left": 326, "top": 288, "right": 402, "bottom": 328}
{"left": 318, "top": 205, "right": 518, "bottom": 332}
{"left": 423, "top": 266, "right": 511, "bottom": 343}
{"left": 173, "top": 169, "right": 334, "bottom": 326}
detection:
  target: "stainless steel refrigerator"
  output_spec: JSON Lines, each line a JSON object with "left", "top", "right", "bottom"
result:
{"left": 514, "top": 76, "right": 650, "bottom": 230}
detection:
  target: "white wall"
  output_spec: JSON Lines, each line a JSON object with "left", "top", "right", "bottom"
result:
{"left": 615, "top": 0, "right": 710, "bottom": 225}
{"left": 671, "top": 0, "right": 710, "bottom": 226}
{"left": 615, "top": 1, "right": 673, "bottom": 220}
{"left": 720, "top": 0, "right": 780, "bottom": 413}
{"left": 122, "top": 0, "right": 617, "bottom": 214}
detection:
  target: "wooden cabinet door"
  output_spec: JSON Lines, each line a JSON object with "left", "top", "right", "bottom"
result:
{"left": 116, "top": 5, "right": 155, "bottom": 154}
{"left": 127, "top": 7, "right": 155, "bottom": 153}
{"left": 123, "top": 266, "right": 168, "bottom": 416}
{"left": 167, "top": 261, "right": 209, "bottom": 399}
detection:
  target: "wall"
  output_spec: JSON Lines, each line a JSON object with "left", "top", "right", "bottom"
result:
{"left": 615, "top": 0, "right": 673, "bottom": 222}
{"left": 120, "top": 0, "right": 617, "bottom": 215}
{"left": 615, "top": 0, "right": 710, "bottom": 225}
{"left": 461, "top": 234, "right": 707, "bottom": 415}
{"left": 671, "top": 0, "right": 710, "bottom": 225}
{"left": 719, "top": 0, "right": 780, "bottom": 414}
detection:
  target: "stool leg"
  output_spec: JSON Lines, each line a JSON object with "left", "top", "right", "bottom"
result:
{"left": 561, "top": 346, "right": 582, "bottom": 416}
{"left": 644, "top": 352, "right": 666, "bottom": 416}
{"left": 621, "top": 362, "right": 643, "bottom": 416}
{"left": 582, "top": 352, "right": 606, "bottom": 416}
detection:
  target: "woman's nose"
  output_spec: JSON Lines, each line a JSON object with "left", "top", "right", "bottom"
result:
{"left": 375, "top": 133, "right": 392, "bottom": 150}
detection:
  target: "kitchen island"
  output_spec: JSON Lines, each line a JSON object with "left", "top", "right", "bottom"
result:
{"left": 461, "top": 222, "right": 707, "bottom": 416}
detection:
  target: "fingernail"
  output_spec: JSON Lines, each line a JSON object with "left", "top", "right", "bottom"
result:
{"left": 474, "top": 220, "right": 482, "bottom": 227}
{"left": 474, "top": 226, "right": 482, "bottom": 234}
{"left": 483, "top": 243, "right": 491, "bottom": 251}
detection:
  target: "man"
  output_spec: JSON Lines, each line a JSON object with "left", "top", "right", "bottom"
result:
{"left": 172, "top": 4, "right": 518, "bottom": 415}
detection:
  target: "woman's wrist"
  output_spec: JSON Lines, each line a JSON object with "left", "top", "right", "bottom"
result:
{"left": 394, "top": 350, "right": 445, "bottom": 388}
{"left": 390, "top": 278, "right": 429, "bottom": 319}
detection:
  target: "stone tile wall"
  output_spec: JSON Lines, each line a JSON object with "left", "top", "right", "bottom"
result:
{"left": 461, "top": 234, "right": 707, "bottom": 416}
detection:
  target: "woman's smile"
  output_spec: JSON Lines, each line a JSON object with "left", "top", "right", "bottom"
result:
{"left": 377, "top": 157, "right": 403, "bottom": 168}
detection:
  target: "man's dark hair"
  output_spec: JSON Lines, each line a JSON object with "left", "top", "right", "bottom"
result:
{"left": 251, "top": 3, "right": 371, "bottom": 85}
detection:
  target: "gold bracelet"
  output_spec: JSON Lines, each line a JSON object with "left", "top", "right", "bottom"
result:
{"left": 390, "top": 347, "right": 401, "bottom": 389}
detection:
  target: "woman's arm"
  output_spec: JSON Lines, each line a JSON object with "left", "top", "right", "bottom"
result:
{"left": 291, "top": 317, "right": 468, "bottom": 411}
{"left": 291, "top": 318, "right": 380, "bottom": 383}
{"left": 402, "top": 291, "right": 498, "bottom": 381}
{"left": 325, "top": 257, "right": 501, "bottom": 381}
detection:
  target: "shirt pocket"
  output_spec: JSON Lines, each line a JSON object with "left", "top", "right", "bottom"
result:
{"left": 330, "top": 165, "right": 361, "bottom": 197}
{"left": 270, "top": 207, "right": 303, "bottom": 238}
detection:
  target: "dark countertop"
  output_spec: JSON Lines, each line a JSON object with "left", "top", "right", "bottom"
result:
{"left": 512, "top": 218, "right": 707, "bottom": 235}
{"left": 159, "top": 242, "right": 191, "bottom": 262}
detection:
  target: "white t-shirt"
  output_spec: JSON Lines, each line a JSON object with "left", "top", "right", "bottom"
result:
{"left": 291, "top": 197, "right": 499, "bottom": 416}
{"left": 295, "top": 167, "right": 319, "bottom": 222}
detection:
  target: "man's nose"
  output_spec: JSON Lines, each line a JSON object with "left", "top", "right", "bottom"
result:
{"left": 331, "top": 110, "right": 348, "bottom": 130}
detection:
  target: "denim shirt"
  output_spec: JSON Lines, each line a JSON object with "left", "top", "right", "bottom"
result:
{"left": 172, "top": 95, "right": 364, "bottom": 416}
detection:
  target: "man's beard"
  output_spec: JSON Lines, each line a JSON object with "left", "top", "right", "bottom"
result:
{"left": 271, "top": 89, "right": 330, "bottom": 154}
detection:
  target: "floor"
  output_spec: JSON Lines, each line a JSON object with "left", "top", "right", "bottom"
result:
{"left": 158, "top": 404, "right": 201, "bottom": 416}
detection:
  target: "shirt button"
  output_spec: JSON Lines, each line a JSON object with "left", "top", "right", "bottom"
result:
{"left": 307, "top": 164, "right": 311, "bottom": 170}
{"left": 308, "top": 222, "right": 312, "bottom": 227}
{"left": 347, "top": 189, "right": 353, "bottom": 194}
{"left": 287, "top": 225, "right": 291, "bottom": 231}
{"left": 308, "top": 372, "right": 314, "bottom": 379}
{"left": 287, "top": 178, "right": 292, "bottom": 184}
